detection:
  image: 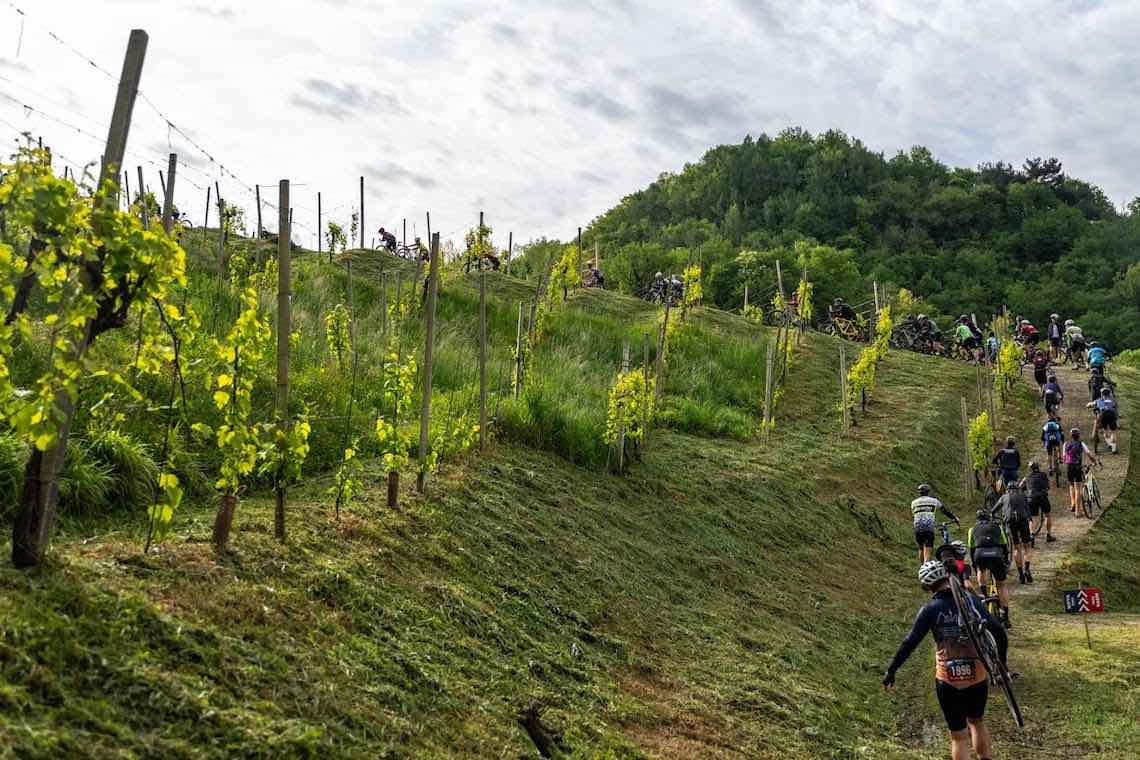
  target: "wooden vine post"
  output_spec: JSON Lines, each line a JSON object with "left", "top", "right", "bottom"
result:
{"left": 417, "top": 232, "right": 441, "bottom": 494}
{"left": 762, "top": 341, "right": 775, "bottom": 440}
{"left": 317, "top": 191, "right": 322, "bottom": 256}
{"left": 744, "top": 283, "right": 749, "bottom": 310}
{"left": 505, "top": 231, "right": 513, "bottom": 275}
{"left": 203, "top": 185, "right": 211, "bottom": 228}
{"left": 838, "top": 345, "right": 850, "bottom": 435}
{"left": 478, "top": 271, "right": 488, "bottom": 450}
{"left": 654, "top": 299, "right": 671, "bottom": 401}
{"left": 514, "top": 302, "right": 524, "bottom": 399}
{"left": 255, "top": 184, "right": 263, "bottom": 240}
{"left": 12, "top": 29, "right": 148, "bottom": 568}
{"left": 358, "top": 175, "right": 365, "bottom": 249}
{"left": 215, "top": 181, "right": 226, "bottom": 275}
{"left": 617, "top": 341, "right": 630, "bottom": 473}
{"left": 641, "top": 339, "right": 650, "bottom": 448}
{"left": 160, "top": 153, "right": 177, "bottom": 234}
{"left": 275, "top": 180, "right": 291, "bottom": 541}
{"left": 960, "top": 397, "right": 973, "bottom": 495}
{"left": 136, "top": 166, "right": 148, "bottom": 229}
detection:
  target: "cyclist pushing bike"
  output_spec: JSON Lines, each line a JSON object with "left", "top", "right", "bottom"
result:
{"left": 911, "top": 484, "right": 959, "bottom": 565}
{"left": 990, "top": 437, "right": 1021, "bottom": 486}
{"left": 883, "top": 561, "right": 1009, "bottom": 760}
{"left": 996, "top": 481, "right": 1033, "bottom": 585}
{"left": 968, "top": 510, "right": 1012, "bottom": 628}
{"left": 1022, "top": 461, "right": 1055, "bottom": 544}
{"left": 1041, "top": 375, "right": 1063, "bottom": 419}
{"left": 1063, "top": 428, "right": 1100, "bottom": 514}
{"left": 1047, "top": 313, "right": 1063, "bottom": 361}
{"left": 1087, "top": 387, "right": 1119, "bottom": 454}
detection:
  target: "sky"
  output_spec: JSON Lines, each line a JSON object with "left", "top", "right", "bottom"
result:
{"left": 1, "top": 0, "right": 1138, "bottom": 251}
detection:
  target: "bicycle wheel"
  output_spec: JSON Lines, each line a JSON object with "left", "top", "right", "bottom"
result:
{"left": 1080, "top": 484, "right": 1094, "bottom": 519}
{"left": 981, "top": 628, "right": 1024, "bottom": 728}
{"left": 1089, "top": 477, "right": 1102, "bottom": 513}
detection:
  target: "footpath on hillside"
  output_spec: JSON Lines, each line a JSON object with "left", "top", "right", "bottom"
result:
{"left": 1011, "top": 369, "right": 1130, "bottom": 602}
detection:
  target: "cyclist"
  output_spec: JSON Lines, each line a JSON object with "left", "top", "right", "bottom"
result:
{"left": 1063, "top": 428, "right": 1100, "bottom": 513}
{"left": 1087, "top": 387, "right": 1119, "bottom": 454}
{"left": 1022, "top": 461, "right": 1055, "bottom": 544}
{"left": 1016, "top": 319, "right": 1040, "bottom": 348}
{"left": 1042, "top": 374, "right": 1063, "bottom": 419}
{"left": 985, "top": 331, "right": 999, "bottom": 364}
{"left": 911, "top": 484, "right": 960, "bottom": 565}
{"left": 1088, "top": 366, "right": 1115, "bottom": 401}
{"left": 1087, "top": 341, "right": 1107, "bottom": 372}
{"left": 830, "top": 297, "right": 857, "bottom": 322}
{"left": 990, "top": 437, "right": 1021, "bottom": 486}
{"left": 1064, "top": 319, "right": 1087, "bottom": 368}
{"left": 582, "top": 260, "right": 604, "bottom": 288}
{"left": 411, "top": 236, "right": 428, "bottom": 260}
{"left": 968, "top": 509, "right": 1012, "bottom": 628}
{"left": 954, "top": 318, "right": 980, "bottom": 363}
{"left": 1047, "top": 313, "right": 1064, "bottom": 361}
{"left": 377, "top": 226, "right": 397, "bottom": 252}
{"left": 883, "top": 561, "right": 1007, "bottom": 760}
{"left": 1031, "top": 349, "right": 1050, "bottom": 388}
{"left": 996, "top": 481, "right": 1033, "bottom": 584}
{"left": 1041, "top": 417, "right": 1065, "bottom": 482}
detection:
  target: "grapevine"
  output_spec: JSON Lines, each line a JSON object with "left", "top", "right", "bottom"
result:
{"left": 603, "top": 369, "right": 655, "bottom": 450}
{"left": 968, "top": 411, "right": 995, "bottom": 479}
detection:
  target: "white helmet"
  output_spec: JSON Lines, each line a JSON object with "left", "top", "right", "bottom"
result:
{"left": 918, "top": 560, "right": 948, "bottom": 589}
{"left": 1065, "top": 319, "right": 1074, "bottom": 327}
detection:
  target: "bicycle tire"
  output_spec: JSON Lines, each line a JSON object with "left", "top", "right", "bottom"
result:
{"left": 981, "top": 627, "right": 1025, "bottom": 728}
{"left": 1080, "top": 484, "right": 1094, "bottom": 519}
{"left": 1089, "top": 477, "right": 1102, "bottom": 513}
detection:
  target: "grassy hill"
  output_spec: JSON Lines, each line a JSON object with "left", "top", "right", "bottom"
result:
{"left": 1, "top": 237, "right": 1134, "bottom": 758}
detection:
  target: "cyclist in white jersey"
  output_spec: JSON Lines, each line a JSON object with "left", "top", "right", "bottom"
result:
{"left": 911, "top": 484, "right": 960, "bottom": 565}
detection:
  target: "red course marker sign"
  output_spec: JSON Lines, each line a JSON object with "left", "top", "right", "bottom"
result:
{"left": 1063, "top": 587, "right": 1105, "bottom": 614}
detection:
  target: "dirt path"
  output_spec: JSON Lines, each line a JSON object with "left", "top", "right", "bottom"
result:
{"left": 1011, "top": 368, "right": 1129, "bottom": 600}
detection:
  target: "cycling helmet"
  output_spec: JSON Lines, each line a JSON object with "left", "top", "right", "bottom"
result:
{"left": 1005, "top": 479, "right": 1020, "bottom": 491}
{"left": 655, "top": 271, "right": 663, "bottom": 278}
{"left": 918, "top": 560, "right": 949, "bottom": 589}
{"left": 975, "top": 509, "right": 990, "bottom": 522}
{"left": 1101, "top": 387, "right": 1112, "bottom": 397}
{"left": 959, "top": 314, "right": 969, "bottom": 321}
{"left": 1071, "top": 428, "right": 1081, "bottom": 439}
{"left": 948, "top": 540, "right": 968, "bottom": 558}
{"left": 917, "top": 483, "right": 932, "bottom": 496}
{"left": 1006, "top": 436, "right": 1016, "bottom": 447}
{"left": 1065, "top": 319, "right": 1075, "bottom": 327}
{"left": 1048, "top": 374, "right": 1056, "bottom": 382}
{"left": 1051, "top": 313, "right": 1060, "bottom": 320}
{"left": 1029, "top": 461, "right": 1040, "bottom": 472}
{"left": 917, "top": 313, "right": 927, "bottom": 321}
{"left": 833, "top": 297, "right": 843, "bottom": 305}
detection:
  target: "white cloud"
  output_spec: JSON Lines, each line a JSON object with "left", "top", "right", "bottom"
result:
{"left": 2, "top": 0, "right": 1138, "bottom": 252}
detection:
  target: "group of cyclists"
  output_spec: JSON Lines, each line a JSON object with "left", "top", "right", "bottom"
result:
{"left": 884, "top": 311, "right": 1122, "bottom": 760}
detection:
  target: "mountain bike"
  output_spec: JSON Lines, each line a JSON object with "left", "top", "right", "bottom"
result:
{"left": 1047, "top": 444, "right": 1062, "bottom": 487}
{"left": 1079, "top": 464, "right": 1102, "bottom": 519}
{"left": 947, "top": 575, "right": 1024, "bottom": 729}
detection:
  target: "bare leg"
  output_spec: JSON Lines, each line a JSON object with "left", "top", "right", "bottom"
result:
{"left": 969, "top": 718, "right": 992, "bottom": 758}
{"left": 949, "top": 729, "right": 971, "bottom": 760}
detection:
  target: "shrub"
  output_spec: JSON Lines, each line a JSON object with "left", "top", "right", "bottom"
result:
{"left": 87, "top": 430, "right": 160, "bottom": 512}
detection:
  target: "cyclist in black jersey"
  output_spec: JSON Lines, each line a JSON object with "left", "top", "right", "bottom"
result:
{"left": 883, "top": 560, "right": 1006, "bottom": 760}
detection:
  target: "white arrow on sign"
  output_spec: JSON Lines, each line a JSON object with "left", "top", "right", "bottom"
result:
{"left": 1077, "top": 589, "right": 1090, "bottom": 612}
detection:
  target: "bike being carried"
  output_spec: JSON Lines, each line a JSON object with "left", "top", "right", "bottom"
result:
{"left": 821, "top": 298, "right": 865, "bottom": 341}
{"left": 646, "top": 272, "right": 683, "bottom": 307}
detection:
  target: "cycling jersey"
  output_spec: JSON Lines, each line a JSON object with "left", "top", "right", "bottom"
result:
{"left": 955, "top": 324, "right": 973, "bottom": 342}
{"left": 968, "top": 521, "right": 1009, "bottom": 563}
{"left": 1042, "top": 421, "right": 1063, "bottom": 449}
{"left": 998, "top": 490, "right": 1031, "bottom": 525}
{"left": 991, "top": 448, "right": 1020, "bottom": 479}
{"left": 1088, "top": 346, "right": 1107, "bottom": 368}
{"left": 1063, "top": 440, "right": 1092, "bottom": 465}
{"left": 886, "top": 590, "right": 1000, "bottom": 688}
{"left": 1049, "top": 322, "right": 1062, "bottom": 341}
{"left": 1025, "top": 471, "right": 1049, "bottom": 498}
{"left": 1066, "top": 326, "right": 1086, "bottom": 345}
{"left": 911, "top": 495, "right": 955, "bottom": 532}
{"left": 1095, "top": 397, "right": 1117, "bottom": 414}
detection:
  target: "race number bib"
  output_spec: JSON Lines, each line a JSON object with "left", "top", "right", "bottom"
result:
{"left": 945, "top": 658, "right": 977, "bottom": 682}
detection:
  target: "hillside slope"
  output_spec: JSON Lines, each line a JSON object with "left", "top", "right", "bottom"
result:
{"left": 1, "top": 256, "right": 1134, "bottom": 758}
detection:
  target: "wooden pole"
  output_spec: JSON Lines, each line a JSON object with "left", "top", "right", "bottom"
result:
{"left": 961, "top": 397, "right": 973, "bottom": 495}
{"left": 839, "top": 345, "right": 849, "bottom": 435}
{"left": 12, "top": 28, "right": 148, "bottom": 569}
{"left": 318, "top": 192, "right": 323, "bottom": 257}
{"left": 203, "top": 185, "right": 211, "bottom": 229}
{"left": 744, "top": 283, "right": 749, "bottom": 311}
{"left": 359, "top": 175, "right": 365, "bottom": 249}
{"left": 506, "top": 231, "right": 513, "bottom": 275}
{"left": 160, "top": 153, "right": 177, "bottom": 234}
{"left": 594, "top": 239, "right": 599, "bottom": 270}
{"left": 255, "top": 184, "right": 263, "bottom": 240}
{"left": 403, "top": 217, "right": 407, "bottom": 247}
{"left": 136, "top": 166, "right": 148, "bottom": 229}
{"left": 124, "top": 171, "right": 131, "bottom": 211}
{"left": 514, "top": 302, "right": 524, "bottom": 398}
{"left": 274, "top": 180, "right": 291, "bottom": 541}
{"left": 654, "top": 300, "right": 671, "bottom": 401}
{"left": 215, "top": 182, "right": 226, "bottom": 275}
{"left": 762, "top": 341, "right": 775, "bottom": 439}
{"left": 158, "top": 169, "right": 166, "bottom": 199}
{"left": 417, "top": 232, "right": 441, "bottom": 494}
{"left": 479, "top": 271, "right": 488, "bottom": 450}
{"left": 617, "top": 341, "right": 630, "bottom": 473}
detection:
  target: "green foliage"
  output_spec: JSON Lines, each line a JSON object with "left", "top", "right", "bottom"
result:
{"left": 968, "top": 411, "right": 995, "bottom": 477}
{"left": 603, "top": 368, "right": 655, "bottom": 446}
{"left": 994, "top": 338, "right": 1022, "bottom": 406}
{"left": 845, "top": 306, "right": 892, "bottom": 418}
{"left": 742, "top": 303, "right": 763, "bottom": 323}
{"left": 463, "top": 222, "right": 495, "bottom": 269}
{"left": 795, "top": 279, "right": 814, "bottom": 324}
{"left": 680, "top": 264, "right": 702, "bottom": 312}
{"left": 324, "top": 303, "right": 351, "bottom": 370}
{"left": 548, "top": 243, "right": 580, "bottom": 301}
{"left": 375, "top": 340, "right": 417, "bottom": 473}
{"left": 584, "top": 128, "right": 1140, "bottom": 350}
{"left": 87, "top": 430, "right": 159, "bottom": 511}
{"left": 325, "top": 221, "right": 347, "bottom": 255}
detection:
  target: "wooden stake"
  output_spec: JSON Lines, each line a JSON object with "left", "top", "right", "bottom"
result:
{"left": 124, "top": 171, "right": 131, "bottom": 211}
{"left": 762, "top": 341, "right": 775, "bottom": 439}
{"left": 160, "top": 153, "right": 177, "bottom": 234}
{"left": 13, "top": 29, "right": 148, "bottom": 569}
{"left": 506, "top": 231, "right": 513, "bottom": 275}
{"left": 478, "top": 271, "right": 487, "bottom": 450}
{"left": 203, "top": 185, "right": 211, "bottom": 228}
{"left": 136, "top": 165, "right": 148, "bottom": 229}
{"left": 417, "top": 232, "right": 441, "bottom": 494}
{"left": 215, "top": 181, "right": 225, "bottom": 274}
{"left": 318, "top": 191, "right": 323, "bottom": 256}
{"left": 654, "top": 300, "right": 671, "bottom": 401}
{"left": 359, "top": 175, "right": 365, "bottom": 249}
{"left": 255, "top": 184, "right": 263, "bottom": 240}
{"left": 744, "top": 283, "right": 749, "bottom": 310}
{"left": 617, "top": 341, "right": 630, "bottom": 473}
{"left": 274, "top": 180, "right": 291, "bottom": 541}
{"left": 514, "top": 301, "right": 524, "bottom": 398}
{"left": 839, "top": 345, "right": 849, "bottom": 435}
{"left": 961, "top": 397, "right": 973, "bottom": 495}
{"left": 403, "top": 217, "right": 407, "bottom": 247}
{"left": 158, "top": 169, "right": 166, "bottom": 199}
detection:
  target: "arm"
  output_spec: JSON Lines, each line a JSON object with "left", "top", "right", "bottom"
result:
{"left": 939, "top": 501, "right": 958, "bottom": 523}
{"left": 885, "top": 603, "right": 934, "bottom": 682}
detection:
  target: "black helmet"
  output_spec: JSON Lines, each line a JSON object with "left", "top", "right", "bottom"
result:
{"left": 1048, "top": 374, "right": 1056, "bottom": 383}
{"left": 1101, "top": 387, "right": 1112, "bottom": 397}
{"left": 959, "top": 314, "right": 969, "bottom": 322}
{"left": 1071, "top": 428, "right": 1081, "bottom": 439}
{"left": 833, "top": 297, "right": 843, "bottom": 305}
{"left": 976, "top": 509, "right": 990, "bottom": 522}
{"left": 1006, "top": 436, "right": 1016, "bottom": 447}
{"left": 1029, "top": 461, "right": 1040, "bottom": 472}
{"left": 917, "top": 483, "right": 931, "bottom": 496}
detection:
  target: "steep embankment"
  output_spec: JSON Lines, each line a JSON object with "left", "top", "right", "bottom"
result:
{"left": 2, "top": 265, "right": 1133, "bottom": 758}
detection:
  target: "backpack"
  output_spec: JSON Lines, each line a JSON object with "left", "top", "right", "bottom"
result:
{"left": 1005, "top": 492, "right": 1031, "bottom": 523}
{"left": 1044, "top": 422, "right": 1063, "bottom": 444}
{"left": 972, "top": 521, "right": 1004, "bottom": 550}
{"left": 1063, "top": 441, "right": 1084, "bottom": 465}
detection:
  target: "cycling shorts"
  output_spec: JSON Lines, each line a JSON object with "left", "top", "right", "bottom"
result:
{"left": 1007, "top": 518, "right": 1031, "bottom": 545}
{"left": 914, "top": 527, "right": 935, "bottom": 548}
{"left": 1034, "top": 368, "right": 1048, "bottom": 385}
{"left": 1028, "top": 494, "right": 1050, "bottom": 516}
{"left": 936, "top": 679, "right": 989, "bottom": 732}
{"left": 1045, "top": 439, "right": 1062, "bottom": 454}
{"left": 974, "top": 553, "right": 1008, "bottom": 582}
{"left": 1099, "top": 411, "right": 1118, "bottom": 431}
{"left": 1050, "top": 335, "right": 1062, "bottom": 347}
{"left": 1067, "top": 463, "right": 1084, "bottom": 483}
{"left": 962, "top": 337, "right": 978, "bottom": 350}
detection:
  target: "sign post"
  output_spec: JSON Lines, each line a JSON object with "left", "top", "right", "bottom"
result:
{"left": 1062, "top": 585, "right": 1105, "bottom": 649}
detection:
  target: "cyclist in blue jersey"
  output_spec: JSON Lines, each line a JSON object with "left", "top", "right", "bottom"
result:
{"left": 1042, "top": 417, "right": 1064, "bottom": 479}
{"left": 1087, "top": 341, "right": 1107, "bottom": 371}
{"left": 883, "top": 561, "right": 1007, "bottom": 760}
{"left": 1041, "top": 375, "right": 1063, "bottom": 419}
{"left": 1087, "top": 388, "right": 1119, "bottom": 454}
{"left": 991, "top": 437, "right": 1021, "bottom": 485}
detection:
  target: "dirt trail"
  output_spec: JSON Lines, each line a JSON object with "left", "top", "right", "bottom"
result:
{"left": 1011, "top": 368, "right": 1129, "bottom": 600}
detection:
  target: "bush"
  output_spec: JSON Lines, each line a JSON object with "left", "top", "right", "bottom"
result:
{"left": 58, "top": 441, "right": 116, "bottom": 518}
{"left": 0, "top": 431, "right": 27, "bottom": 521}
{"left": 87, "top": 430, "right": 160, "bottom": 511}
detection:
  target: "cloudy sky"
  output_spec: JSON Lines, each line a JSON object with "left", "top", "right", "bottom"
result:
{"left": 1, "top": 0, "right": 1136, "bottom": 250}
